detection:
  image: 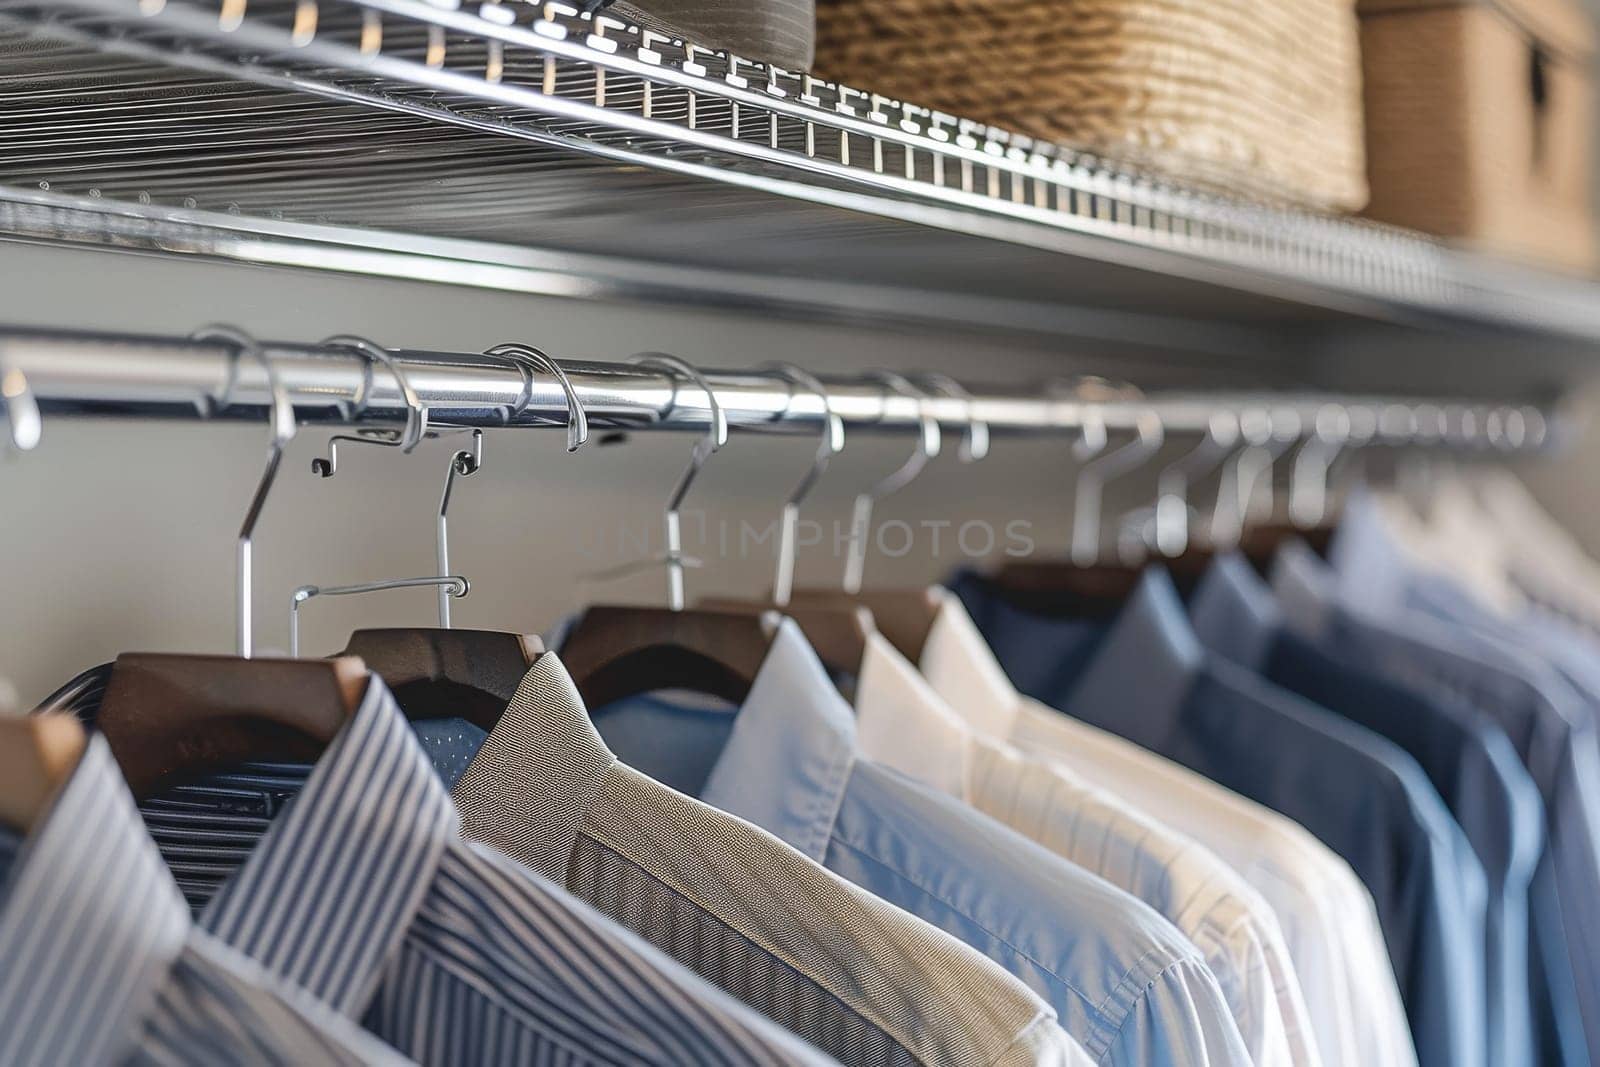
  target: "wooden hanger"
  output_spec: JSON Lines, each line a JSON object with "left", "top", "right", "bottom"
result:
{"left": 697, "top": 362, "right": 878, "bottom": 676}
{"left": 700, "top": 595, "right": 875, "bottom": 677}
{"left": 91, "top": 327, "right": 371, "bottom": 799}
{"left": 784, "top": 587, "right": 940, "bottom": 665}
{"left": 307, "top": 343, "right": 588, "bottom": 730}
{"left": 340, "top": 628, "right": 542, "bottom": 730}
{"left": 782, "top": 370, "right": 994, "bottom": 665}
{"left": 0, "top": 713, "right": 87, "bottom": 833}
{"left": 559, "top": 605, "right": 778, "bottom": 708}
{"left": 96, "top": 653, "right": 368, "bottom": 800}
{"left": 560, "top": 355, "right": 783, "bottom": 708}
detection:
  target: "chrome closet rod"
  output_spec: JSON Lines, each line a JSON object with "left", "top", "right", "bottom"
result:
{"left": 0, "top": 325, "right": 1554, "bottom": 448}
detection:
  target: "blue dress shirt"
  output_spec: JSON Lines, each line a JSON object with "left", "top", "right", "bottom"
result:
{"left": 134, "top": 717, "right": 489, "bottom": 913}
{"left": 1191, "top": 553, "right": 1544, "bottom": 1067}
{"left": 106, "top": 679, "right": 838, "bottom": 1065}
{"left": 949, "top": 566, "right": 1490, "bottom": 1067}
{"left": 589, "top": 620, "right": 1253, "bottom": 1067}
{"left": 1285, "top": 503, "right": 1600, "bottom": 1067}
{"left": 0, "top": 735, "right": 414, "bottom": 1067}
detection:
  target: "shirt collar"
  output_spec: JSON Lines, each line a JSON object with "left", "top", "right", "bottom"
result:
{"left": 919, "top": 589, "right": 1022, "bottom": 739}
{"left": 1327, "top": 487, "right": 1417, "bottom": 613}
{"left": 199, "top": 677, "right": 456, "bottom": 1016}
{"left": 699, "top": 618, "right": 856, "bottom": 862}
{"left": 855, "top": 630, "right": 972, "bottom": 799}
{"left": 0, "top": 736, "right": 190, "bottom": 1066}
{"left": 1061, "top": 568, "right": 1202, "bottom": 737}
{"left": 452, "top": 650, "right": 615, "bottom": 883}
{"left": 1188, "top": 554, "right": 1281, "bottom": 670}
{"left": 1269, "top": 538, "right": 1339, "bottom": 636}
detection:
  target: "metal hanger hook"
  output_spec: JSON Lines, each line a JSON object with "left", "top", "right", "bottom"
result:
{"left": 193, "top": 324, "right": 295, "bottom": 659}
{"left": 320, "top": 335, "right": 427, "bottom": 453}
{"left": 485, "top": 342, "right": 590, "bottom": 452}
{"left": 760, "top": 362, "right": 845, "bottom": 607}
{"left": 290, "top": 575, "right": 468, "bottom": 657}
{"left": 912, "top": 372, "right": 989, "bottom": 462}
{"left": 435, "top": 427, "right": 485, "bottom": 627}
{"left": 1211, "top": 406, "right": 1298, "bottom": 548}
{"left": 1288, "top": 404, "right": 1352, "bottom": 529}
{"left": 1070, "top": 385, "right": 1164, "bottom": 567}
{"left": 1153, "top": 409, "right": 1238, "bottom": 558}
{"left": 630, "top": 353, "right": 727, "bottom": 611}
{"left": 842, "top": 370, "right": 942, "bottom": 595}
{"left": 0, "top": 356, "right": 42, "bottom": 453}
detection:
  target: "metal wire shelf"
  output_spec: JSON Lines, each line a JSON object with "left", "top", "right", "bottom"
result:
{"left": 2, "top": 0, "right": 1600, "bottom": 358}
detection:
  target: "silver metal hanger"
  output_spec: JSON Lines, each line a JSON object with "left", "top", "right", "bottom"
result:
{"left": 843, "top": 371, "right": 941, "bottom": 594}
{"left": 584, "top": 354, "right": 726, "bottom": 611}
{"left": 913, "top": 372, "right": 990, "bottom": 463}
{"left": 1070, "top": 385, "right": 1164, "bottom": 567}
{"left": 434, "top": 429, "right": 484, "bottom": 627}
{"left": 318, "top": 334, "right": 429, "bottom": 457}
{"left": 485, "top": 342, "right": 590, "bottom": 452}
{"left": 290, "top": 576, "right": 469, "bottom": 657}
{"left": 193, "top": 324, "right": 296, "bottom": 659}
{"left": 1210, "top": 406, "right": 1295, "bottom": 548}
{"left": 1288, "top": 404, "right": 1353, "bottom": 529}
{"left": 1153, "top": 410, "right": 1238, "bottom": 558}
{"left": 761, "top": 362, "right": 845, "bottom": 608}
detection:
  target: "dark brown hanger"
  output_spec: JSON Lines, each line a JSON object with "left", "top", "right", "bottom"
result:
{"left": 559, "top": 605, "right": 779, "bottom": 708}
{"left": 700, "top": 595, "right": 876, "bottom": 677}
{"left": 984, "top": 523, "right": 1335, "bottom": 615}
{"left": 90, "top": 327, "right": 371, "bottom": 800}
{"left": 339, "top": 628, "right": 542, "bottom": 731}
{"left": 95, "top": 653, "right": 368, "bottom": 800}
{"left": 307, "top": 343, "right": 590, "bottom": 732}
{"left": 783, "top": 588, "right": 942, "bottom": 666}
{"left": 0, "top": 713, "right": 87, "bottom": 833}
{"left": 696, "top": 362, "right": 874, "bottom": 675}
{"left": 559, "top": 355, "right": 783, "bottom": 708}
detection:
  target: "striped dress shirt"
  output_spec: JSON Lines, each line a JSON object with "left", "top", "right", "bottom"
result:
{"left": 143, "top": 676, "right": 837, "bottom": 1066}
{"left": 0, "top": 736, "right": 415, "bottom": 1067}
{"left": 453, "top": 650, "right": 1088, "bottom": 1067}
{"left": 852, "top": 630, "right": 1320, "bottom": 1067}
{"left": 914, "top": 589, "right": 1420, "bottom": 1067}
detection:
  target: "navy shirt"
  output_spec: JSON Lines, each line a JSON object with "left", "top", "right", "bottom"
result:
{"left": 1280, "top": 527, "right": 1600, "bottom": 1067}
{"left": 950, "top": 566, "right": 1490, "bottom": 1067}
{"left": 1191, "top": 553, "right": 1544, "bottom": 1067}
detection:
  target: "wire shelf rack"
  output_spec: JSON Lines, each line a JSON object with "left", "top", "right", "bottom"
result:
{"left": 2, "top": 0, "right": 1600, "bottom": 356}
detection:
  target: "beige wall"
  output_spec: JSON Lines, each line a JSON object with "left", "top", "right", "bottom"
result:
{"left": 0, "top": 243, "right": 1093, "bottom": 704}
{"left": 4, "top": 240, "right": 1597, "bottom": 707}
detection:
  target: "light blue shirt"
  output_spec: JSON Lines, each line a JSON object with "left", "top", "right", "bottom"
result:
{"left": 1192, "top": 553, "right": 1543, "bottom": 1067}
{"left": 591, "top": 619, "right": 1252, "bottom": 1067}
{"left": 950, "top": 566, "right": 1490, "bottom": 1067}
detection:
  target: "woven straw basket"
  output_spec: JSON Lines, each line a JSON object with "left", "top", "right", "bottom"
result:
{"left": 812, "top": 0, "right": 1370, "bottom": 212}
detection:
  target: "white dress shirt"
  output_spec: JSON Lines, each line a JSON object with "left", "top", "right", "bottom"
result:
{"left": 916, "top": 590, "right": 1418, "bottom": 1067}
{"left": 853, "top": 631, "right": 1316, "bottom": 1067}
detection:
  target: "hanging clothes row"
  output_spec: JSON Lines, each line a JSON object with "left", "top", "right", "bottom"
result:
{"left": 0, "top": 323, "right": 1589, "bottom": 1067}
